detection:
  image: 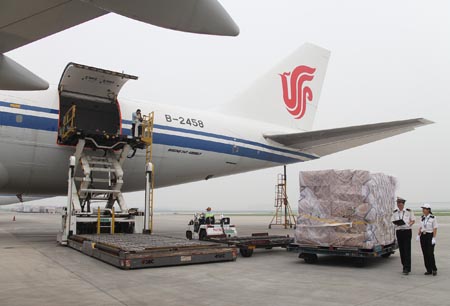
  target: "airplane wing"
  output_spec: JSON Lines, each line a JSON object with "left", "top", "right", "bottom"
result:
{"left": 84, "top": 0, "right": 239, "bottom": 37}
{"left": 264, "top": 118, "right": 433, "bottom": 157}
{"left": 0, "top": 0, "right": 239, "bottom": 54}
{"left": 0, "top": 0, "right": 239, "bottom": 90}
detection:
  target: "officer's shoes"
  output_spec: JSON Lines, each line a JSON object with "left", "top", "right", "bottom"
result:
{"left": 432, "top": 270, "right": 437, "bottom": 276}
{"left": 424, "top": 271, "right": 432, "bottom": 275}
{"left": 402, "top": 271, "right": 409, "bottom": 275}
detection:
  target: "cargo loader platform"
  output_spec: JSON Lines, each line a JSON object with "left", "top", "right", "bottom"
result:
{"left": 68, "top": 234, "right": 238, "bottom": 269}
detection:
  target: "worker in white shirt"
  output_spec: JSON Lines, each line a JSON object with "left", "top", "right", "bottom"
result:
{"left": 391, "top": 197, "right": 415, "bottom": 275}
{"left": 417, "top": 203, "right": 438, "bottom": 276}
{"left": 131, "top": 109, "right": 143, "bottom": 137}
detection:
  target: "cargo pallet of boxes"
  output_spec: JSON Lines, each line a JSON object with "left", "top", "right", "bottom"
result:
{"left": 288, "top": 170, "right": 398, "bottom": 265}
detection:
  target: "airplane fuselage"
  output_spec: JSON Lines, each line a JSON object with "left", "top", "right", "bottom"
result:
{"left": 1, "top": 44, "right": 426, "bottom": 200}
{"left": 0, "top": 89, "right": 315, "bottom": 196}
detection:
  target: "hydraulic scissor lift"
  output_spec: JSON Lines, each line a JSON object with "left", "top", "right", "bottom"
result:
{"left": 56, "top": 62, "right": 236, "bottom": 269}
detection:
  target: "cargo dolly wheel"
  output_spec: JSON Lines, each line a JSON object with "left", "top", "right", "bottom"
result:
{"left": 239, "top": 248, "right": 254, "bottom": 257}
{"left": 301, "top": 253, "right": 318, "bottom": 264}
{"left": 381, "top": 252, "right": 393, "bottom": 258}
{"left": 186, "top": 230, "right": 193, "bottom": 240}
{"left": 199, "top": 229, "right": 207, "bottom": 241}
{"left": 354, "top": 257, "right": 367, "bottom": 267}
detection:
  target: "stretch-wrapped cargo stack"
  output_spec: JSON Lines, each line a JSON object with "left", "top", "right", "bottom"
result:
{"left": 295, "top": 170, "right": 397, "bottom": 249}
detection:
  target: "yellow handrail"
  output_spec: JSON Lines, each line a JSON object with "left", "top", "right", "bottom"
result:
{"left": 111, "top": 207, "right": 115, "bottom": 235}
{"left": 149, "top": 177, "right": 155, "bottom": 234}
{"left": 61, "top": 105, "right": 77, "bottom": 140}
{"left": 141, "top": 112, "right": 154, "bottom": 145}
{"left": 142, "top": 112, "right": 155, "bottom": 233}
{"left": 97, "top": 207, "right": 101, "bottom": 234}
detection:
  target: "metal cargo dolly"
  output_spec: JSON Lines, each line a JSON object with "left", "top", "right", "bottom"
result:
{"left": 208, "top": 233, "right": 294, "bottom": 257}
{"left": 288, "top": 242, "right": 398, "bottom": 266}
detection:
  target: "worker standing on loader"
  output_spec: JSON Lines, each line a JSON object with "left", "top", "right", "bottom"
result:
{"left": 131, "top": 109, "right": 143, "bottom": 137}
{"left": 205, "top": 207, "right": 215, "bottom": 224}
{"left": 391, "top": 197, "right": 415, "bottom": 275}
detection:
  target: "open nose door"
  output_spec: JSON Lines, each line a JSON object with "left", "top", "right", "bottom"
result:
{"left": 57, "top": 62, "right": 138, "bottom": 145}
{"left": 58, "top": 62, "right": 137, "bottom": 100}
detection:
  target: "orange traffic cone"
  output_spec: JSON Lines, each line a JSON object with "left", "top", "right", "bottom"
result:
{"left": 12, "top": 216, "right": 16, "bottom": 221}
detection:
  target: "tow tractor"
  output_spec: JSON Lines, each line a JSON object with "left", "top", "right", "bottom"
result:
{"left": 186, "top": 214, "right": 294, "bottom": 257}
{"left": 186, "top": 213, "right": 238, "bottom": 240}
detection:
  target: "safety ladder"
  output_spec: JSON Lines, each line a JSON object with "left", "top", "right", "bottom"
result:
{"left": 274, "top": 177, "right": 285, "bottom": 224}
{"left": 268, "top": 167, "right": 296, "bottom": 229}
{"left": 140, "top": 112, "right": 155, "bottom": 233}
{"left": 96, "top": 207, "right": 116, "bottom": 234}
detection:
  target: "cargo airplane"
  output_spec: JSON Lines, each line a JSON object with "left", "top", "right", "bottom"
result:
{"left": 0, "top": 43, "right": 432, "bottom": 205}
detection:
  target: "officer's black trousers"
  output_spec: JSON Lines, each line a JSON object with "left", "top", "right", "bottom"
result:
{"left": 131, "top": 124, "right": 142, "bottom": 137}
{"left": 131, "top": 124, "right": 136, "bottom": 137}
{"left": 396, "top": 229, "right": 412, "bottom": 272}
{"left": 420, "top": 233, "right": 437, "bottom": 272}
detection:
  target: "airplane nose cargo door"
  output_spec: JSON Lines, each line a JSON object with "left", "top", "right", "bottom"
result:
{"left": 57, "top": 62, "right": 138, "bottom": 146}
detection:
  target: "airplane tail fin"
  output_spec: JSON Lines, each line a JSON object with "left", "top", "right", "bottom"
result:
{"left": 219, "top": 43, "right": 330, "bottom": 131}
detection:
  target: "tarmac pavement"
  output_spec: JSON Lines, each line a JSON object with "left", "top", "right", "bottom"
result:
{"left": 0, "top": 211, "right": 448, "bottom": 306}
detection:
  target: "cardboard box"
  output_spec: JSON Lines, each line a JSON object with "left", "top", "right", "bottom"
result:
{"left": 295, "top": 170, "right": 397, "bottom": 249}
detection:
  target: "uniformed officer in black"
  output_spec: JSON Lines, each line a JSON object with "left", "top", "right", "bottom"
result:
{"left": 391, "top": 197, "right": 415, "bottom": 275}
{"left": 417, "top": 203, "right": 438, "bottom": 276}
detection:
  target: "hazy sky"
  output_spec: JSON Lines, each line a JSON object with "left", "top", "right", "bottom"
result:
{"left": 7, "top": 0, "right": 450, "bottom": 211}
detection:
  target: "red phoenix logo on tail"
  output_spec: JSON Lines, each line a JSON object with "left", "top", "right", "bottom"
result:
{"left": 279, "top": 65, "right": 316, "bottom": 119}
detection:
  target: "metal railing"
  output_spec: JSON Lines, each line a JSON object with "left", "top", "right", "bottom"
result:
{"left": 60, "top": 105, "right": 77, "bottom": 141}
{"left": 96, "top": 207, "right": 115, "bottom": 235}
{"left": 141, "top": 112, "right": 154, "bottom": 144}
{"left": 142, "top": 112, "right": 155, "bottom": 234}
